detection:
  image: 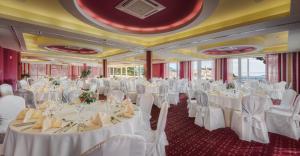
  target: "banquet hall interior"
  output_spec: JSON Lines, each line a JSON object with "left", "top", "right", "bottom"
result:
{"left": 0, "top": 0, "right": 300, "bottom": 156}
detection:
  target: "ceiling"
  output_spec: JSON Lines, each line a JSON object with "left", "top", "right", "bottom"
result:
{"left": 0, "top": 0, "right": 298, "bottom": 65}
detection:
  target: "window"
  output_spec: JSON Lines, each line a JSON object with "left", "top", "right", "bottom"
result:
{"left": 127, "top": 67, "right": 135, "bottom": 76}
{"left": 192, "top": 61, "right": 198, "bottom": 80}
{"left": 231, "top": 58, "right": 239, "bottom": 80}
{"left": 201, "top": 60, "right": 213, "bottom": 80}
{"left": 168, "top": 63, "right": 178, "bottom": 78}
{"left": 29, "top": 64, "right": 47, "bottom": 80}
{"left": 108, "top": 65, "right": 144, "bottom": 77}
{"left": 230, "top": 57, "right": 266, "bottom": 82}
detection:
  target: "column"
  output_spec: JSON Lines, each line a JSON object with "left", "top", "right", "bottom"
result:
{"left": 83, "top": 63, "right": 87, "bottom": 71}
{"left": 103, "top": 59, "right": 108, "bottom": 78}
{"left": 146, "top": 50, "right": 152, "bottom": 81}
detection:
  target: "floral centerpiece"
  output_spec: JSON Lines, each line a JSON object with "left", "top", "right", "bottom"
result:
{"left": 79, "top": 91, "right": 97, "bottom": 104}
{"left": 226, "top": 82, "right": 235, "bottom": 90}
{"left": 48, "top": 77, "right": 54, "bottom": 81}
{"left": 80, "top": 69, "right": 91, "bottom": 79}
{"left": 52, "top": 80, "right": 60, "bottom": 86}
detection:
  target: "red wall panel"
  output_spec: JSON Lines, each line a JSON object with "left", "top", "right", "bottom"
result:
{"left": 2, "top": 48, "right": 20, "bottom": 90}
{"left": 0, "top": 47, "right": 4, "bottom": 83}
{"left": 152, "top": 63, "right": 165, "bottom": 78}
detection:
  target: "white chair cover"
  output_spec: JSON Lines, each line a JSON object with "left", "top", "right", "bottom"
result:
{"left": 187, "top": 89, "right": 197, "bottom": 118}
{"left": 68, "top": 90, "right": 82, "bottom": 104}
{"left": 231, "top": 95, "right": 269, "bottom": 143}
{"left": 14, "top": 89, "right": 36, "bottom": 108}
{"left": 82, "top": 134, "right": 146, "bottom": 156}
{"left": 136, "top": 102, "right": 169, "bottom": 156}
{"left": 266, "top": 95, "right": 300, "bottom": 140}
{"left": 136, "top": 84, "right": 145, "bottom": 106}
{"left": 0, "top": 95, "right": 25, "bottom": 133}
{"left": 194, "top": 91, "right": 225, "bottom": 131}
{"left": 18, "top": 80, "right": 29, "bottom": 90}
{"left": 139, "top": 94, "right": 154, "bottom": 130}
{"left": 154, "top": 85, "right": 168, "bottom": 108}
{"left": 272, "top": 89, "right": 297, "bottom": 111}
{"left": 0, "top": 84, "right": 13, "bottom": 97}
{"left": 103, "top": 80, "right": 110, "bottom": 96}
{"left": 109, "top": 90, "right": 124, "bottom": 103}
{"left": 89, "top": 83, "right": 97, "bottom": 93}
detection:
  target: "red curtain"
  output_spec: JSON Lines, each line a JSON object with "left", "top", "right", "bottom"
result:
{"left": 179, "top": 61, "right": 192, "bottom": 80}
{"left": 0, "top": 48, "right": 21, "bottom": 89}
{"left": 214, "top": 58, "right": 228, "bottom": 82}
{"left": 152, "top": 63, "right": 165, "bottom": 78}
{"left": 266, "top": 52, "right": 300, "bottom": 93}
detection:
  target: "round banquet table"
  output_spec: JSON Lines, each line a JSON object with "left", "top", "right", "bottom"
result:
{"left": 3, "top": 102, "right": 142, "bottom": 156}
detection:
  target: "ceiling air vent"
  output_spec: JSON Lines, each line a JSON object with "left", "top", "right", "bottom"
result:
{"left": 116, "top": 0, "right": 165, "bottom": 19}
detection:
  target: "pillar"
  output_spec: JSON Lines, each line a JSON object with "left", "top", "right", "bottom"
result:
{"left": 146, "top": 50, "right": 152, "bottom": 81}
{"left": 83, "top": 63, "right": 87, "bottom": 71}
{"left": 103, "top": 59, "right": 107, "bottom": 78}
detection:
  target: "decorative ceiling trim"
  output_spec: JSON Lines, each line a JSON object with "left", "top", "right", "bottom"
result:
{"left": 200, "top": 45, "right": 260, "bottom": 56}
{"left": 60, "top": 0, "right": 219, "bottom": 36}
{"left": 43, "top": 45, "right": 101, "bottom": 55}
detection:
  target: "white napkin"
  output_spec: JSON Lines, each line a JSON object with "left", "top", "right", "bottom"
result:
{"left": 122, "top": 100, "right": 135, "bottom": 118}
{"left": 33, "top": 117, "right": 62, "bottom": 131}
{"left": 87, "top": 112, "right": 103, "bottom": 128}
{"left": 23, "top": 109, "right": 44, "bottom": 123}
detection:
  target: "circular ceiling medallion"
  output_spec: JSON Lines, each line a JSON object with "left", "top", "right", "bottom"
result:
{"left": 201, "top": 45, "right": 258, "bottom": 56}
{"left": 60, "top": 0, "right": 219, "bottom": 35}
{"left": 44, "top": 45, "right": 99, "bottom": 55}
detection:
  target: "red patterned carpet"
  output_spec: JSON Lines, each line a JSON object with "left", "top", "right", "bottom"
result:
{"left": 150, "top": 94, "right": 300, "bottom": 156}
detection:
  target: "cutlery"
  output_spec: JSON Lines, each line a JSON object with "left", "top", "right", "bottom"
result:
{"left": 63, "top": 123, "right": 77, "bottom": 133}
{"left": 14, "top": 122, "right": 36, "bottom": 127}
{"left": 54, "top": 122, "right": 72, "bottom": 133}
{"left": 20, "top": 126, "right": 33, "bottom": 132}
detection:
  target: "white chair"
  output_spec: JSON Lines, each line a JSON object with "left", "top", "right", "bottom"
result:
{"left": 89, "top": 83, "right": 97, "bottom": 93}
{"left": 271, "top": 89, "right": 297, "bottom": 111}
{"left": 136, "top": 84, "right": 145, "bottom": 106}
{"left": 14, "top": 89, "right": 36, "bottom": 108}
{"left": 168, "top": 89, "right": 179, "bottom": 105}
{"left": 139, "top": 94, "right": 154, "bottom": 130}
{"left": 231, "top": 95, "right": 269, "bottom": 143}
{"left": 136, "top": 102, "right": 169, "bottom": 156}
{"left": 68, "top": 90, "right": 82, "bottom": 104}
{"left": 109, "top": 90, "right": 124, "bottom": 103}
{"left": 154, "top": 85, "right": 168, "bottom": 108}
{"left": 194, "top": 91, "right": 225, "bottom": 131}
{"left": 82, "top": 134, "right": 146, "bottom": 156}
{"left": 125, "top": 81, "right": 137, "bottom": 104}
{"left": 18, "top": 79, "right": 29, "bottom": 90}
{"left": 266, "top": 95, "right": 300, "bottom": 140}
{"left": 187, "top": 89, "right": 197, "bottom": 118}
{"left": 103, "top": 80, "right": 110, "bottom": 96}
{"left": 0, "top": 95, "right": 26, "bottom": 133}
{"left": 0, "top": 84, "right": 13, "bottom": 97}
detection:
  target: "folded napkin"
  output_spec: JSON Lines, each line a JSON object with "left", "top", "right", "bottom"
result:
{"left": 122, "top": 100, "right": 135, "bottom": 118}
{"left": 32, "top": 117, "right": 62, "bottom": 132}
{"left": 17, "top": 109, "right": 43, "bottom": 122}
{"left": 87, "top": 113, "right": 103, "bottom": 128}
{"left": 38, "top": 101, "right": 50, "bottom": 110}
{"left": 121, "top": 98, "right": 132, "bottom": 105}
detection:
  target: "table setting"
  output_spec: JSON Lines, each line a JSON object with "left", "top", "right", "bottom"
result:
{"left": 3, "top": 92, "right": 142, "bottom": 156}
{"left": 206, "top": 83, "right": 272, "bottom": 127}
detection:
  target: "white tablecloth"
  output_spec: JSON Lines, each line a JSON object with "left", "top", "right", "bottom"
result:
{"left": 3, "top": 103, "right": 142, "bottom": 156}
